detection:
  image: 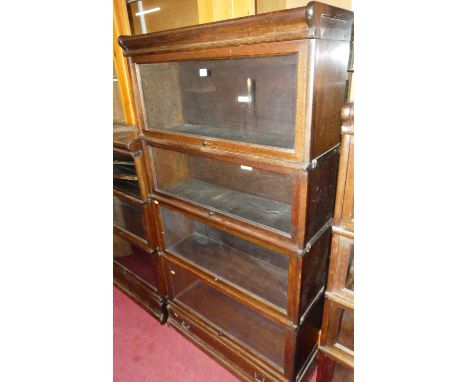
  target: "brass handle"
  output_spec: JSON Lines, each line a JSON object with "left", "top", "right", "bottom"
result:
{"left": 181, "top": 321, "right": 190, "bottom": 331}
{"left": 202, "top": 141, "right": 208, "bottom": 146}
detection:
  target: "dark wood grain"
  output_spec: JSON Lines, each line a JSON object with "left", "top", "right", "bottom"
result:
{"left": 118, "top": 2, "right": 353, "bottom": 57}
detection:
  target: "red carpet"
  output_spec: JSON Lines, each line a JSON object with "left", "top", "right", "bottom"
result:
{"left": 114, "top": 287, "right": 317, "bottom": 381}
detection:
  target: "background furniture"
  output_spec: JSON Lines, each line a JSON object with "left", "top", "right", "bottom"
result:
{"left": 118, "top": 2, "right": 353, "bottom": 381}
{"left": 317, "top": 103, "right": 354, "bottom": 382}
{"left": 113, "top": 124, "right": 167, "bottom": 323}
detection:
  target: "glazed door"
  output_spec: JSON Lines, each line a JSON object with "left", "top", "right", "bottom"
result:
{"left": 134, "top": 40, "right": 309, "bottom": 161}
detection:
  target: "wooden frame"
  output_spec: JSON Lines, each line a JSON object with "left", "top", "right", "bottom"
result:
{"left": 113, "top": 125, "right": 168, "bottom": 323}
{"left": 113, "top": 0, "right": 137, "bottom": 125}
{"left": 131, "top": 40, "right": 310, "bottom": 163}
{"left": 317, "top": 102, "right": 354, "bottom": 382}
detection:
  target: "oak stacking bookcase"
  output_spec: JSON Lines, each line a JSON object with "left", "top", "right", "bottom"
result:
{"left": 118, "top": 2, "right": 354, "bottom": 381}
{"left": 113, "top": 124, "right": 167, "bottom": 323}
{"left": 317, "top": 103, "right": 354, "bottom": 382}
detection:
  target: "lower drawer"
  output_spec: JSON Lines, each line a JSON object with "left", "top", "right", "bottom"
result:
{"left": 114, "top": 261, "right": 167, "bottom": 323}
{"left": 168, "top": 304, "right": 286, "bottom": 382}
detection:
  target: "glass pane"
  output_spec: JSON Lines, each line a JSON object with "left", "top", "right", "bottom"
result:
{"left": 113, "top": 195, "right": 146, "bottom": 239}
{"left": 114, "top": 234, "right": 157, "bottom": 287}
{"left": 160, "top": 206, "right": 289, "bottom": 310}
{"left": 166, "top": 261, "right": 286, "bottom": 369}
{"left": 128, "top": 0, "right": 200, "bottom": 34}
{"left": 327, "top": 303, "right": 354, "bottom": 353}
{"left": 345, "top": 242, "right": 354, "bottom": 291}
{"left": 337, "top": 236, "right": 354, "bottom": 292}
{"left": 152, "top": 148, "right": 294, "bottom": 233}
{"left": 138, "top": 54, "right": 298, "bottom": 149}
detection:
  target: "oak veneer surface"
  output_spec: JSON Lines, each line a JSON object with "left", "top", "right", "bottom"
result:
{"left": 118, "top": 2, "right": 353, "bottom": 56}
{"left": 113, "top": 124, "right": 140, "bottom": 151}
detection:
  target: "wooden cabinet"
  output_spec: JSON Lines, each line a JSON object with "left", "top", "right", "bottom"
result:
{"left": 317, "top": 103, "right": 354, "bottom": 382}
{"left": 113, "top": 124, "right": 167, "bottom": 323}
{"left": 119, "top": 2, "right": 353, "bottom": 381}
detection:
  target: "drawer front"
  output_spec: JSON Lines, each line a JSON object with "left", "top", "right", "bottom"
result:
{"left": 165, "top": 259, "right": 287, "bottom": 371}
{"left": 113, "top": 194, "right": 147, "bottom": 241}
{"left": 168, "top": 305, "right": 285, "bottom": 382}
{"left": 159, "top": 205, "right": 289, "bottom": 312}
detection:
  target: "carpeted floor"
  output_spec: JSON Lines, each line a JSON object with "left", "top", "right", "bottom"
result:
{"left": 114, "top": 287, "right": 317, "bottom": 382}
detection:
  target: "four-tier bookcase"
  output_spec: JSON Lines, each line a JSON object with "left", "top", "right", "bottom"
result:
{"left": 117, "top": 3, "right": 353, "bottom": 381}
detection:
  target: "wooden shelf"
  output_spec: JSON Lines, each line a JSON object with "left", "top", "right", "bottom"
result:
{"left": 166, "top": 179, "right": 291, "bottom": 234}
{"left": 113, "top": 160, "right": 135, "bottom": 166}
{"left": 113, "top": 179, "right": 141, "bottom": 199}
{"left": 114, "top": 174, "right": 138, "bottom": 181}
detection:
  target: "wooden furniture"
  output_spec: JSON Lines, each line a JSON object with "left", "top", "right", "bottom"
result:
{"left": 113, "top": 124, "right": 167, "bottom": 323}
{"left": 317, "top": 103, "right": 354, "bottom": 382}
{"left": 119, "top": 2, "right": 353, "bottom": 381}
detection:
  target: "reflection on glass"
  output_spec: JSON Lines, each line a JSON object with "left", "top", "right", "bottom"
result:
{"left": 138, "top": 55, "right": 298, "bottom": 149}
{"left": 327, "top": 303, "right": 354, "bottom": 353}
{"left": 127, "top": 0, "right": 200, "bottom": 34}
{"left": 160, "top": 206, "right": 289, "bottom": 310}
{"left": 113, "top": 234, "right": 157, "bottom": 287}
{"left": 167, "top": 261, "right": 286, "bottom": 369}
{"left": 113, "top": 196, "right": 147, "bottom": 239}
{"left": 152, "top": 148, "right": 294, "bottom": 233}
